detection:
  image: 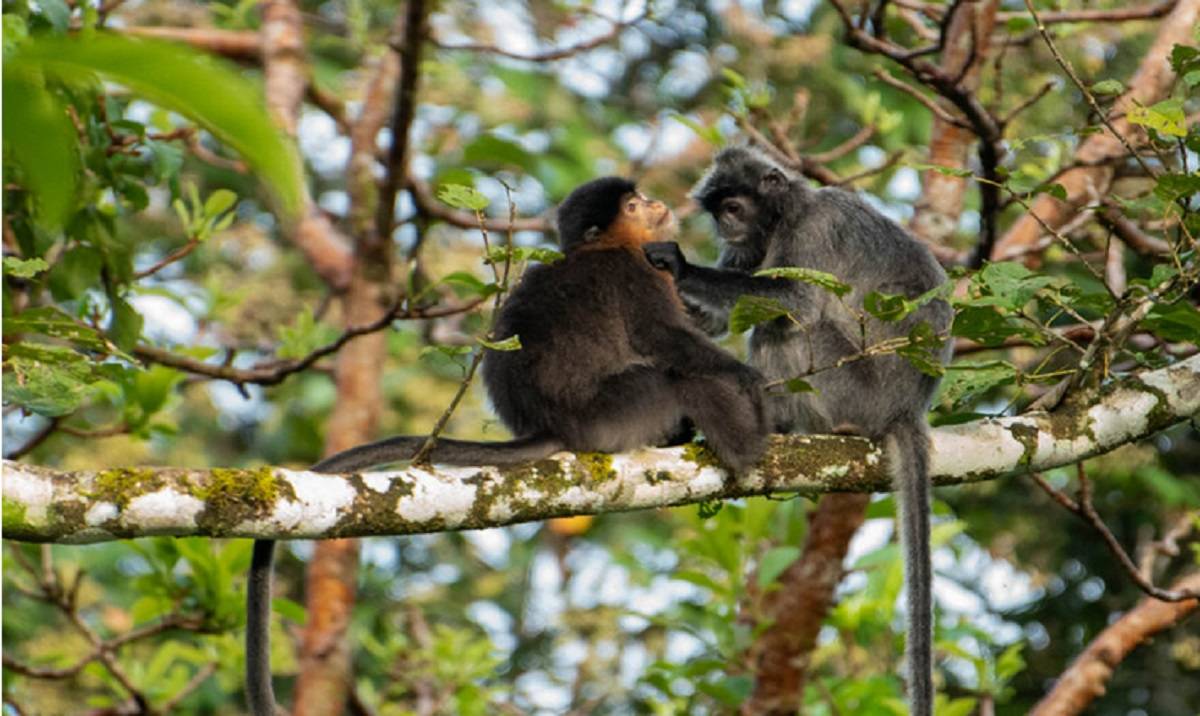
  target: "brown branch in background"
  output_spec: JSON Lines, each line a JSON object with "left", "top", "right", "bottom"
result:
{"left": 1098, "top": 205, "right": 1172, "bottom": 255}
{"left": 872, "top": 69, "right": 968, "bottom": 128}
{"left": 1026, "top": 466, "right": 1200, "bottom": 602}
{"left": 3, "top": 545, "right": 208, "bottom": 710}
{"left": 433, "top": 7, "right": 648, "bottom": 61}
{"left": 992, "top": 0, "right": 1200, "bottom": 261}
{"left": 997, "top": 0, "right": 1178, "bottom": 24}
{"left": 408, "top": 176, "right": 551, "bottom": 232}
{"left": 807, "top": 124, "right": 877, "bottom": 164}
{"left": 122, "top": 26, "right": 261, "bottom": 60}
{"left": 1029, "top": 570, "right": 1200, "bottom": 716}
{"left": 133, "top": 237, "right": 201, "bottom": 279}
{"left": 133, "top": 297, "right": 484, "bottom": 387}
{"left": 742, "top": 494, "right": 871, "bottom": 715}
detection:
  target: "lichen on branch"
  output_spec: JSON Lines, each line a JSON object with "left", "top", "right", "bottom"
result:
{"left": 4, "top": 354, "right": 1198, "bottom": 544}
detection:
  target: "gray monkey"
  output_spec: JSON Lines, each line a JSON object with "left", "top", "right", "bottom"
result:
{"left": 644, "top": 146, "right": 952, "bottom": 716}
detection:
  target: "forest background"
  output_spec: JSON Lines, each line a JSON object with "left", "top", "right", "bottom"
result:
{"left": 3, "top": 1, "right": 1199, "bottom": 715}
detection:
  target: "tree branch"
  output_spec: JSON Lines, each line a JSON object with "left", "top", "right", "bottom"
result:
{"left": 1029, "top": 571, "right": 1200, "bottom": 716}
{"left": 4, "top": 355, "right": 1197, "bottom": 544}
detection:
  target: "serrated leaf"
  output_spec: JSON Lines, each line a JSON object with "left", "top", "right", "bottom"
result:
{"left": 755, "top": 266, "right": 851, "bottom": 297}
{"left": 1141, "top": 300, "right": 1200, "bottom": 342}
{"left": 478, "top": 335, "right": 521, "bottom": 351}
{"left": 3, "top": 306, "right": 108, "bottom": 351}
{"left": 12, "top": 33, "right": 304, "bottom": 217}
{"left": 1089, "top": 79, "right": 1124, "bottom": 96}
{"left": 3, "top": 257, "right": 49, "bottom": 278}
{"left": 757, "top": 546, "right": 801, "bottom": 589}
{"left": 437, "top": 183, "right": 489, "bottom": 212}
{"left": 2, "top": 354, "right": 94, "bottom": 416}
{"left": 1169, "top": 44, "right": 1200, "bottom": 75}
{"left": 729, "top": 295, "right": 790, "bottom": 334}
{"left": 936, "top": 361, "right": 1018, "bottom": 408}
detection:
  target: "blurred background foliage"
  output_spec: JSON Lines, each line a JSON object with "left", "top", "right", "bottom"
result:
{"left": 3, "top": 0, "right": 1199, "bottom": 714}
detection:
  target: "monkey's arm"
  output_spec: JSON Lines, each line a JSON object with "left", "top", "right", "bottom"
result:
{"left": 645, "top": 242, "right": 813, "bottom": 331}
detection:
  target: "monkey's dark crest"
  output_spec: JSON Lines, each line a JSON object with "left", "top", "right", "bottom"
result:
{"left": 246, "top": 176, "right": 769, "bottom": 716}
{"left": 646, "top": 145, "right": 951, "bottom": 716}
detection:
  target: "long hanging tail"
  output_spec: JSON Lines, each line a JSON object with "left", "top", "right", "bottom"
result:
{"left": 885, "top": 418, "right": 933, "bottom": 716}
{"left": 244, "top": 432, "right": 563, "bottom": 716}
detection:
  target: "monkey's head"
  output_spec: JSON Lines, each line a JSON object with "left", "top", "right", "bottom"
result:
{"left": 691, "top": 146, "right": 795, "bottom": 253}
{"left": 556, "top": 176, "right": 677, "bottom": 252}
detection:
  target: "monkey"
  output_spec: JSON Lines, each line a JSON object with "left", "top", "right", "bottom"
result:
{"left": 246, "top": 176, "right": 770, "bottom": 716}
{"left": 644, "top": 146, "right": 951, "bottom": 716}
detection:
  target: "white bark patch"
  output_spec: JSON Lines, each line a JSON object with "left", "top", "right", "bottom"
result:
{"left": 361, "top": 472, "right": 394, "bottom": 493}
{"left": 395, "top": 468, "right": 478, "bottom": 526}
{"left": 931, "top": 418, "right": 1028, "bottom": 478}
{"left": 3, "top": 467, "right": 51, "bottom": 525}
{"left": 125, "top": 491, "right": 205, "bottom": 534}
{"left": 1142, "top": 361, "right": 1200, "bottom": 414}
{"left": 272, "top": 469, "right": 358, "bottom": 534}
{"left": 85, "top": 502, "right": 118, "bottom": 526}
{"left": 1086, "top": 388, "right": 1155, "bottom": 450}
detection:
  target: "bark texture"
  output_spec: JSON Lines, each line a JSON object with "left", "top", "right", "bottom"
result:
{"left": 5, "top": 352, "right": 1198, "bottom": 544}
{"left": 1029, "top": 572, "right": 1200, "bottom": 716}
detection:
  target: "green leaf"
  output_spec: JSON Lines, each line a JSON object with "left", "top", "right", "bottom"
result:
{"left": 755, "top": 266, "right": 851, "bottom": 297}
{"left": 462, "top": 134, "right": 537, "bottom": 172}
{"left": 1169, "top": 44, "right": 1200, "bottom": 76}
{"left": 910, "top": 162, "right": 974, "bottom": 178}
{"left": 1153, "top": 172, "right": 1200, "bottom": 203}
{"left": 756, "top": 546, "right": 801, "bottom": 588}
{"left": 1089, "top": 79, "right": 1124, "bottom": 96}
{"left": 3, "top": 306, "right": 108, "bottom": 351}
{"left": 936, "top": 361, "right": 1018, "bottom": 408}
{"left": 438, "top": 271, "right": 499, "bottom": 300}
{"left": 784, "top": 378, "right": 814, "bottom": 393}
{"left": 1140, "top": 300, "right": 1200, "bottom": 342}
{"left": 2, "top": 349, "right": 95, "bottom": 417}
{"left": 203, "top": 188, "right": 238, "bottom": 217}
{"left": 1127, "top": 98, "right": 1186, "bottom": 138}
{"left": 107, "top": 293, "right": 144, "bottom": 353}
{"left": 864, "top": 291, "right": 911, "bottom": 322}
{"left": 729, "top": 295, "right": 790, "bottom": 334}
{"left": 2, "top": 74, "right": 80, "bottom": 228}
{"left": 12, "top": 33, "right": 304, "bottom": 217}
{"left": 437, "top": 183, "right": 490, "bottom": 212}
{"left": 272, "top": 597, "right": 308, "bottom": 624}
{"left": 3, "top": 257, "right": 49, "bottom": 278}
{"left": 483, "top": 246, "right": 564, "bottom": 265}
{"left": 896, "top": 322, "right": 946, "bottom": 377}
{"left": 478, "top": 335, "right": 521, "bottom": 351}
{"left": 39, "top": 0, "right": 72, "bottom": 33}
{"left": 995, "top": 642, "right": 1026, "bottom": 683}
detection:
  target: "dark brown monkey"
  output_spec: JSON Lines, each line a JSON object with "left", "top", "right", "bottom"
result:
{"left": 246, "top": 177, "right": 769, "bottom": 715}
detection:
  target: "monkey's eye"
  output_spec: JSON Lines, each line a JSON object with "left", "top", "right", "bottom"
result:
{"left": 626, "top": 201, "right": 638, "bottom": 212}
{"left": 721, "top": 200, "right": 742, "bottom": 217}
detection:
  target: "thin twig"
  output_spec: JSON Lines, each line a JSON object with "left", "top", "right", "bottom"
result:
{"left": 1028, "top": 466, "right": 1200, "bottom": 601}
{"left": 1022, "top": 0, "right": 1158, "bottom": 178}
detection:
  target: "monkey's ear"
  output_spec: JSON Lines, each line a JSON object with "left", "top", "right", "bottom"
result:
{"left": 583, "top": 226, "right": 603, "bottom": 244}
{"left": 759, "top": 168, "right": 788, "bottom": 194}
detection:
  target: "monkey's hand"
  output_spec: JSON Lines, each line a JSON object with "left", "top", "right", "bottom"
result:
{"left": 644, "top": 242, "right": 688, "bottom": 279}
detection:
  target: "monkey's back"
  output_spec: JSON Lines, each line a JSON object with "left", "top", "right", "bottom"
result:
{"left": 481, "top": 247, "right": 675, "bottom": 438}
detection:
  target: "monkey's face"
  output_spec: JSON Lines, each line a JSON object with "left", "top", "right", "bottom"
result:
{"left": 612, "top": 192, "right": 678, "bottom": 245}
{"left": 712, "top": 194, "right": 760, "bottom": 244}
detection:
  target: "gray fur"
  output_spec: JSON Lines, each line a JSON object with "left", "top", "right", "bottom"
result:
{"left": 649, "top": 146, "right": 951, "bottom": 715}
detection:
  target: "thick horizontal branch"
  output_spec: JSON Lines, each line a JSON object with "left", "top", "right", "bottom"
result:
{"left": 3, "top": 355, "right": 1197, "bottom": 544}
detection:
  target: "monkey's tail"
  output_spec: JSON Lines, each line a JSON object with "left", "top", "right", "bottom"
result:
{"left": 245, "top": 432, "right": 564, "bottom": 715}
{"left": 885, "top": 417, "right": 933, "bottom": 716}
